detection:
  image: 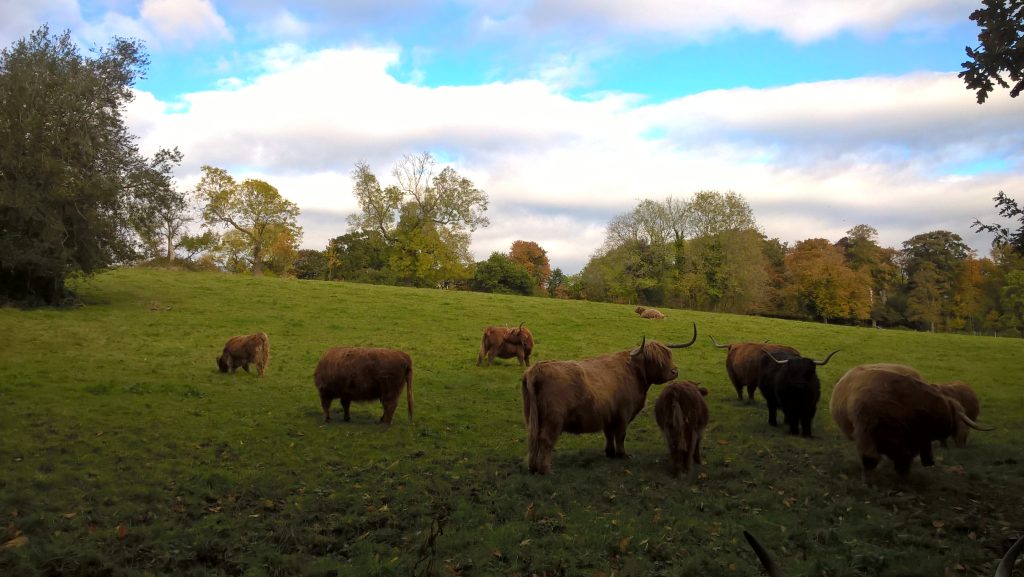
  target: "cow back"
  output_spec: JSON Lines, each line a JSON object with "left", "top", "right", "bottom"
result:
{"left": 315, "top": 347, "right": 412, "bottom": 401}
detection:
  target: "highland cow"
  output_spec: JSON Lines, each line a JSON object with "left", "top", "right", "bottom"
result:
{"left": 521, "top": 323, "right": 697, "bottom": 474}
{"left": 216, "top": 332, "right": 269, "bottom": 377}
{"left": 654, "top": 380, "right": 710, "bottom": 477}
{"left": 477, "top": 323, "right": 534, "bottom": 367}
{"left": 710, "top": 336, "right": 800, "bottom": 402}
{"left": 314, "top": 347, "right": 414, "bottom": 425}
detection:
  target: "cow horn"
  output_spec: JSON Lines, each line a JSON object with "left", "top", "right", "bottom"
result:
{"left": 812, "top": 350, "right": 841, "bottom": 366}
{"left": 764, "top": 350, "right": 789, "bottom": 364}
{"left": 630, "top": 335, "right": 647, "bottom": 357}
{"left": 665, "top": 322, "right": 698, "bottom": 348}
{"left": 996, "top": 535, "right": 1024, "bottom": 577}
{"left": 743, "top": 531, "right": 787, "bottom": 577}
{"left": 961, "top": 414, "right": 996, "bottom": 431}
{"left": 518, "top": 322, "right": 524, "bottom": 330}
{"left": 710, "top": 335, "right": 729, "bottom": 349}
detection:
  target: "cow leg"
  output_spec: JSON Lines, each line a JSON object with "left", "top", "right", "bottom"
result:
{"left": 242, "top": 363, "right": 250, "bottom": 373}
{"left": 766, "top": 399, "right": 778, "bottom": 427}
{"left": 919, "top": 442, "right": 935, "bottom": 467}
{"left": 604, "top": 428, "right": 617, "bottom": 458}
{"left": 341, "top": 399, "right": 352, "bottom": 422}
{"left": 787, "top": 412, "right": 800, "bottom": 435}
{"left": 319, "top": 394, "right": 333, "bottom": 423}
{"left": 529, "top": 427, "right": 556, "bottom": 474}
{"left": 746, "top": 384, "right": 756, "bottom": 402}
{"left": 380, "top": 397, "right": 398, "bottom": 425}
{"left": 861, "top": 455, "right": 880, "bottom": 484}
{"left": 611, "top": 423, "right": 628, "bottom": 458}
{"left": 800, "top": 415, "right": 813, "bottom": 438}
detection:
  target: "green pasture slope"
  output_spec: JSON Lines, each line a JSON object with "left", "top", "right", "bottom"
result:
{"left": 1, "top": 268, "right": 1022, "bottom": 577}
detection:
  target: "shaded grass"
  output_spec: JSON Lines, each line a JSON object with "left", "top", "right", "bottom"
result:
{"left": 0, "top": 268, "right": 1022, "bottom": 576}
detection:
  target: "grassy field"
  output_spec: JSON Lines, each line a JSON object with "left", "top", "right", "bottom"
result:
{"left": 1, "top": 268, "right": 1022, "bottom": 577}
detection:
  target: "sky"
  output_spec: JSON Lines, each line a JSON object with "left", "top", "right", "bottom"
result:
{"left": 2, "top": 0, "right": 1022, "bottom": 274}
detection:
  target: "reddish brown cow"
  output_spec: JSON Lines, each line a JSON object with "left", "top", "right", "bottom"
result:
{"left": 477, "top": 323, "right": 534, "bottom": 367}
{"left": 521, "top": 323, "right": 698, "bottom": 474}
{"left": 830, "top": 365, "right": 993, "bottom": 481}
{"left": 217, "top": 332, "right": 269, "bottom": 377}
{"left": 654, "top": 380, "right": 710, "bottom": 477}
{"left": 314, "top": 347, "right": 413, "bottom": 425}
{"left": 710, "top": 336, "right": 799, "bottom": 402}
{"left": 635, "top": 306, "right": 665, "bottom": 319}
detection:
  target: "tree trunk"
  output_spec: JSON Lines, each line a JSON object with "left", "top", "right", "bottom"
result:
{"left": 252, "top": 243, "right": 263, "bottom": 276}
{"left": 166, "top": 235, "right": 174, "bottom": 262}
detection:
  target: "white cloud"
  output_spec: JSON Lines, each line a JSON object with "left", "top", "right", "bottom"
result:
{"left": 140, "top": 0, "right": 231, "bottom": 45}
{"left": 519, "top": 0, "right": 976, "bottom": 42}
{"left": 124, "top": 44, "right": 1021, "bottom": 273}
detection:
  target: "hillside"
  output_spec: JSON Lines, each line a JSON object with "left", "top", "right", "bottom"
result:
{"left": 1, "top": 268, "right": 1021, "bottom": 576}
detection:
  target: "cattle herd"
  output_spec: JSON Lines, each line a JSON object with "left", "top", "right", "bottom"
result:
{"left": 216, "top": 320, "right": 998, "bottom": 483}
{"left": 215, "top": 317, "right": 1019, "bottom": 574}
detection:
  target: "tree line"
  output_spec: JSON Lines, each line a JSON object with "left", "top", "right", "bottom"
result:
{"left": 3, "top": 22, "right": 1022, "bottom": 338}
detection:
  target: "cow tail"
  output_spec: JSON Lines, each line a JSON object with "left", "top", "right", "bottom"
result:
{"left": 672, "top": 402, "right": 689, "bottom": 457}
{"left": 522, "top": 370, "right": 541, "bottom": 456}
{"left": 406, "top": 362, "right": 415, "bottom": 423}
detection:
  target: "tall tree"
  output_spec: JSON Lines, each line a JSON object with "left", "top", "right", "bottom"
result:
{"left": 1001, "top": 269, "right": 1024, "bottom": 337}
{"left": 685, "top": 190, "right": 759, "bottom": 238}
{"left": 346, "top": 153, "right": 488, "bottom": 287}
{"left": 471, "top": 252, "right": 533, "bottom": 295}
{"left": 960, "top": 0, "right": 1024, "bottom": 103}
{"left": 783, "top": 238, "right": 871, "bottom": 324}
{"left": 837, "top": 224, "right": 902, "bottom": 327}
{"left": 509, "top": 240, "right": 552, "bottom": 294}
{"left": 196, "top": 166, "right": 302, "bottom": 276}
{"left": 0, "top": 26, "right": 180, "bottom": 303}
{"left": 132, "top": 148, "right": 188, "bottom": 262}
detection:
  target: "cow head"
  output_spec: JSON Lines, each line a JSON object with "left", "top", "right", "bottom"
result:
{"left": 629, "top": 323, "right": 698, "bottom": 384}
{"left": 948, "top": 398, "right": 996, "bottom": 447}
{"left": 217, "top": 354, "right": 229, "bottom": 373}
{"left": 635, "top": 306, "right": 647, "bottom": 315}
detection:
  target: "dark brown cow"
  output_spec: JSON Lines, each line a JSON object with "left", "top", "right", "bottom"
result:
{"left": 217, "top": 332, "right": 269, "bottom": 377}
{"left": 654, "top": 380, "right": 709, "bottom": 477}
{"left": 477, "top": 323, "right": 534, "bottom": 367}
{"left": 830, "top": 365, "right": 993, "bottom": 481}
{"left": 521, "top": 323, "right": 698, "bottom": 474}
{"left": 635, "top": 306, "right": 666, "bottom": 319}
{"left": 744, "top": 530, "right": 1024, "bottom": 577}
{"left": 314, "top": 347, "right": 413, "bottom": 425}
{"left": 710, "top": 336, "right": 799, "bottom": 402}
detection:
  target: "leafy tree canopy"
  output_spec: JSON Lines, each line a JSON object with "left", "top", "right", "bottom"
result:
{"left": 0, "top": 25, "right": 182, "bottom": 303}
{"left": 960, "top": 0, "right": 1024, "bottom": 103}
{"left": 973, "top": 191, "right": 1024, "bottom": 255}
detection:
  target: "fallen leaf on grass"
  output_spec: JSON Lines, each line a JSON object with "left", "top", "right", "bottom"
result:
{"left": 932, "top": 520, "right": 945, "bottom": 528}
{"left": 116, "top": 524, "right": 128, "bottom": 541}
{"left": 618, "top": 536, "right": 632, "bottom": 553}
{"left": 62, "top": 512, "right": 76, "bottom": 519}
{"left": 2, "top": 534, "right": 28, "bottom": 550}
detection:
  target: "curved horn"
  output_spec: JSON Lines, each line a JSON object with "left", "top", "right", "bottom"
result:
{"left": 709, "top": 335, "right": 729, "bottom": 349}
{"left": 996, "top": 535, "right": 1024, "bottom": 577}
{"left": 665, "top": 322, "right": 698, "bottom": 348}
{"left": 764, "top": 349, "right": 789, "bottom": 364}
{"left": 518, "top": 322, "right": 524, "bottom": 330}
{"left": 961, "top": 414, "right": 996, "bottom": 431}
{"left": 630, "top": 335, "right": 647, "bottom": 357}
{"left": 812, "top": 350, "right": 841, "bottom": 366}
{"left": 743, "top": 531, "right": 787, "bottom": 577}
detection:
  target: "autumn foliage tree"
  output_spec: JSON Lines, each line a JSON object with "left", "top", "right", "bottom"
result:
{"left": 195, "top": 166, "right": 302, "bottom": 276}
{"left": 509, "top": 240, "right": 552, "bottom": 295}
{"left": 783, "top": 239, "right": 871, "bottom": 323}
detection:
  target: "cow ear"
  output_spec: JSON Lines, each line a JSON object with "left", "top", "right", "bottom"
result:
{"left": 698, "top": 386, "right": 709, "bottom": 396}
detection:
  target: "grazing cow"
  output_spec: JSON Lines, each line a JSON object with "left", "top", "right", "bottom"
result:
{"left": 635, "top": 306, "right": 666, "bottom": 319}
{"left": 477, "top": 323, "right": 534, "bottom": 367}
{"left": 654, "top": 380, "right": 710, "bottom": 477}
{"left": 710, "top": 336, "right": 799, "bottom": 402}
{"left": 935, "top": 380, "right": 980, "bottom": 421}
{"left": 758, "top": 348, "right": 840, "bottom": 437}
{"left": 314, "top": 347, "right": 414, "bottom": 425}
{"left": 830, "top": 365, "right": 993, "bottom": 480}
{"left": 743, "top": 530, "right": 1024, "bottom": 577}
{"left": 521, "top": 323, "right": 698, "bottom": 474}
{"left": 217, "top": 332, "right": 269, "bottom": 377}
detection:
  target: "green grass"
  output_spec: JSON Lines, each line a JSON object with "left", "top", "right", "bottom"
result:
{"left": 1, "top": 268, "right": 1022, "bottom": 577}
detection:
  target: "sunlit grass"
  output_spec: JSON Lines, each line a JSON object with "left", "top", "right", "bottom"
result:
{"left": 1, "top": 268, "right": 1021, "bottom": 576}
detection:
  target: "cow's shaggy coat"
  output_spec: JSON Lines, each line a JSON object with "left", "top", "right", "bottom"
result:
{"left": 521, "top": 324, "right": 697, "bottom": 474}
{"left": 314, "top": 347, "right": 414, "bottom": 425}
{"left": 710, "top": 336, "right": 799, "bottom": 401}
{"left": 654, "top": 381, "right": 709, "bottom": 477}
{"left": 830, "top": 365, "right": 991, "bottom": 480}
{"left": 477, "top": 324, "right": 534, "bottom": 367}
{"left": 217, "top": 332, "right": 270, "bottom": 377}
